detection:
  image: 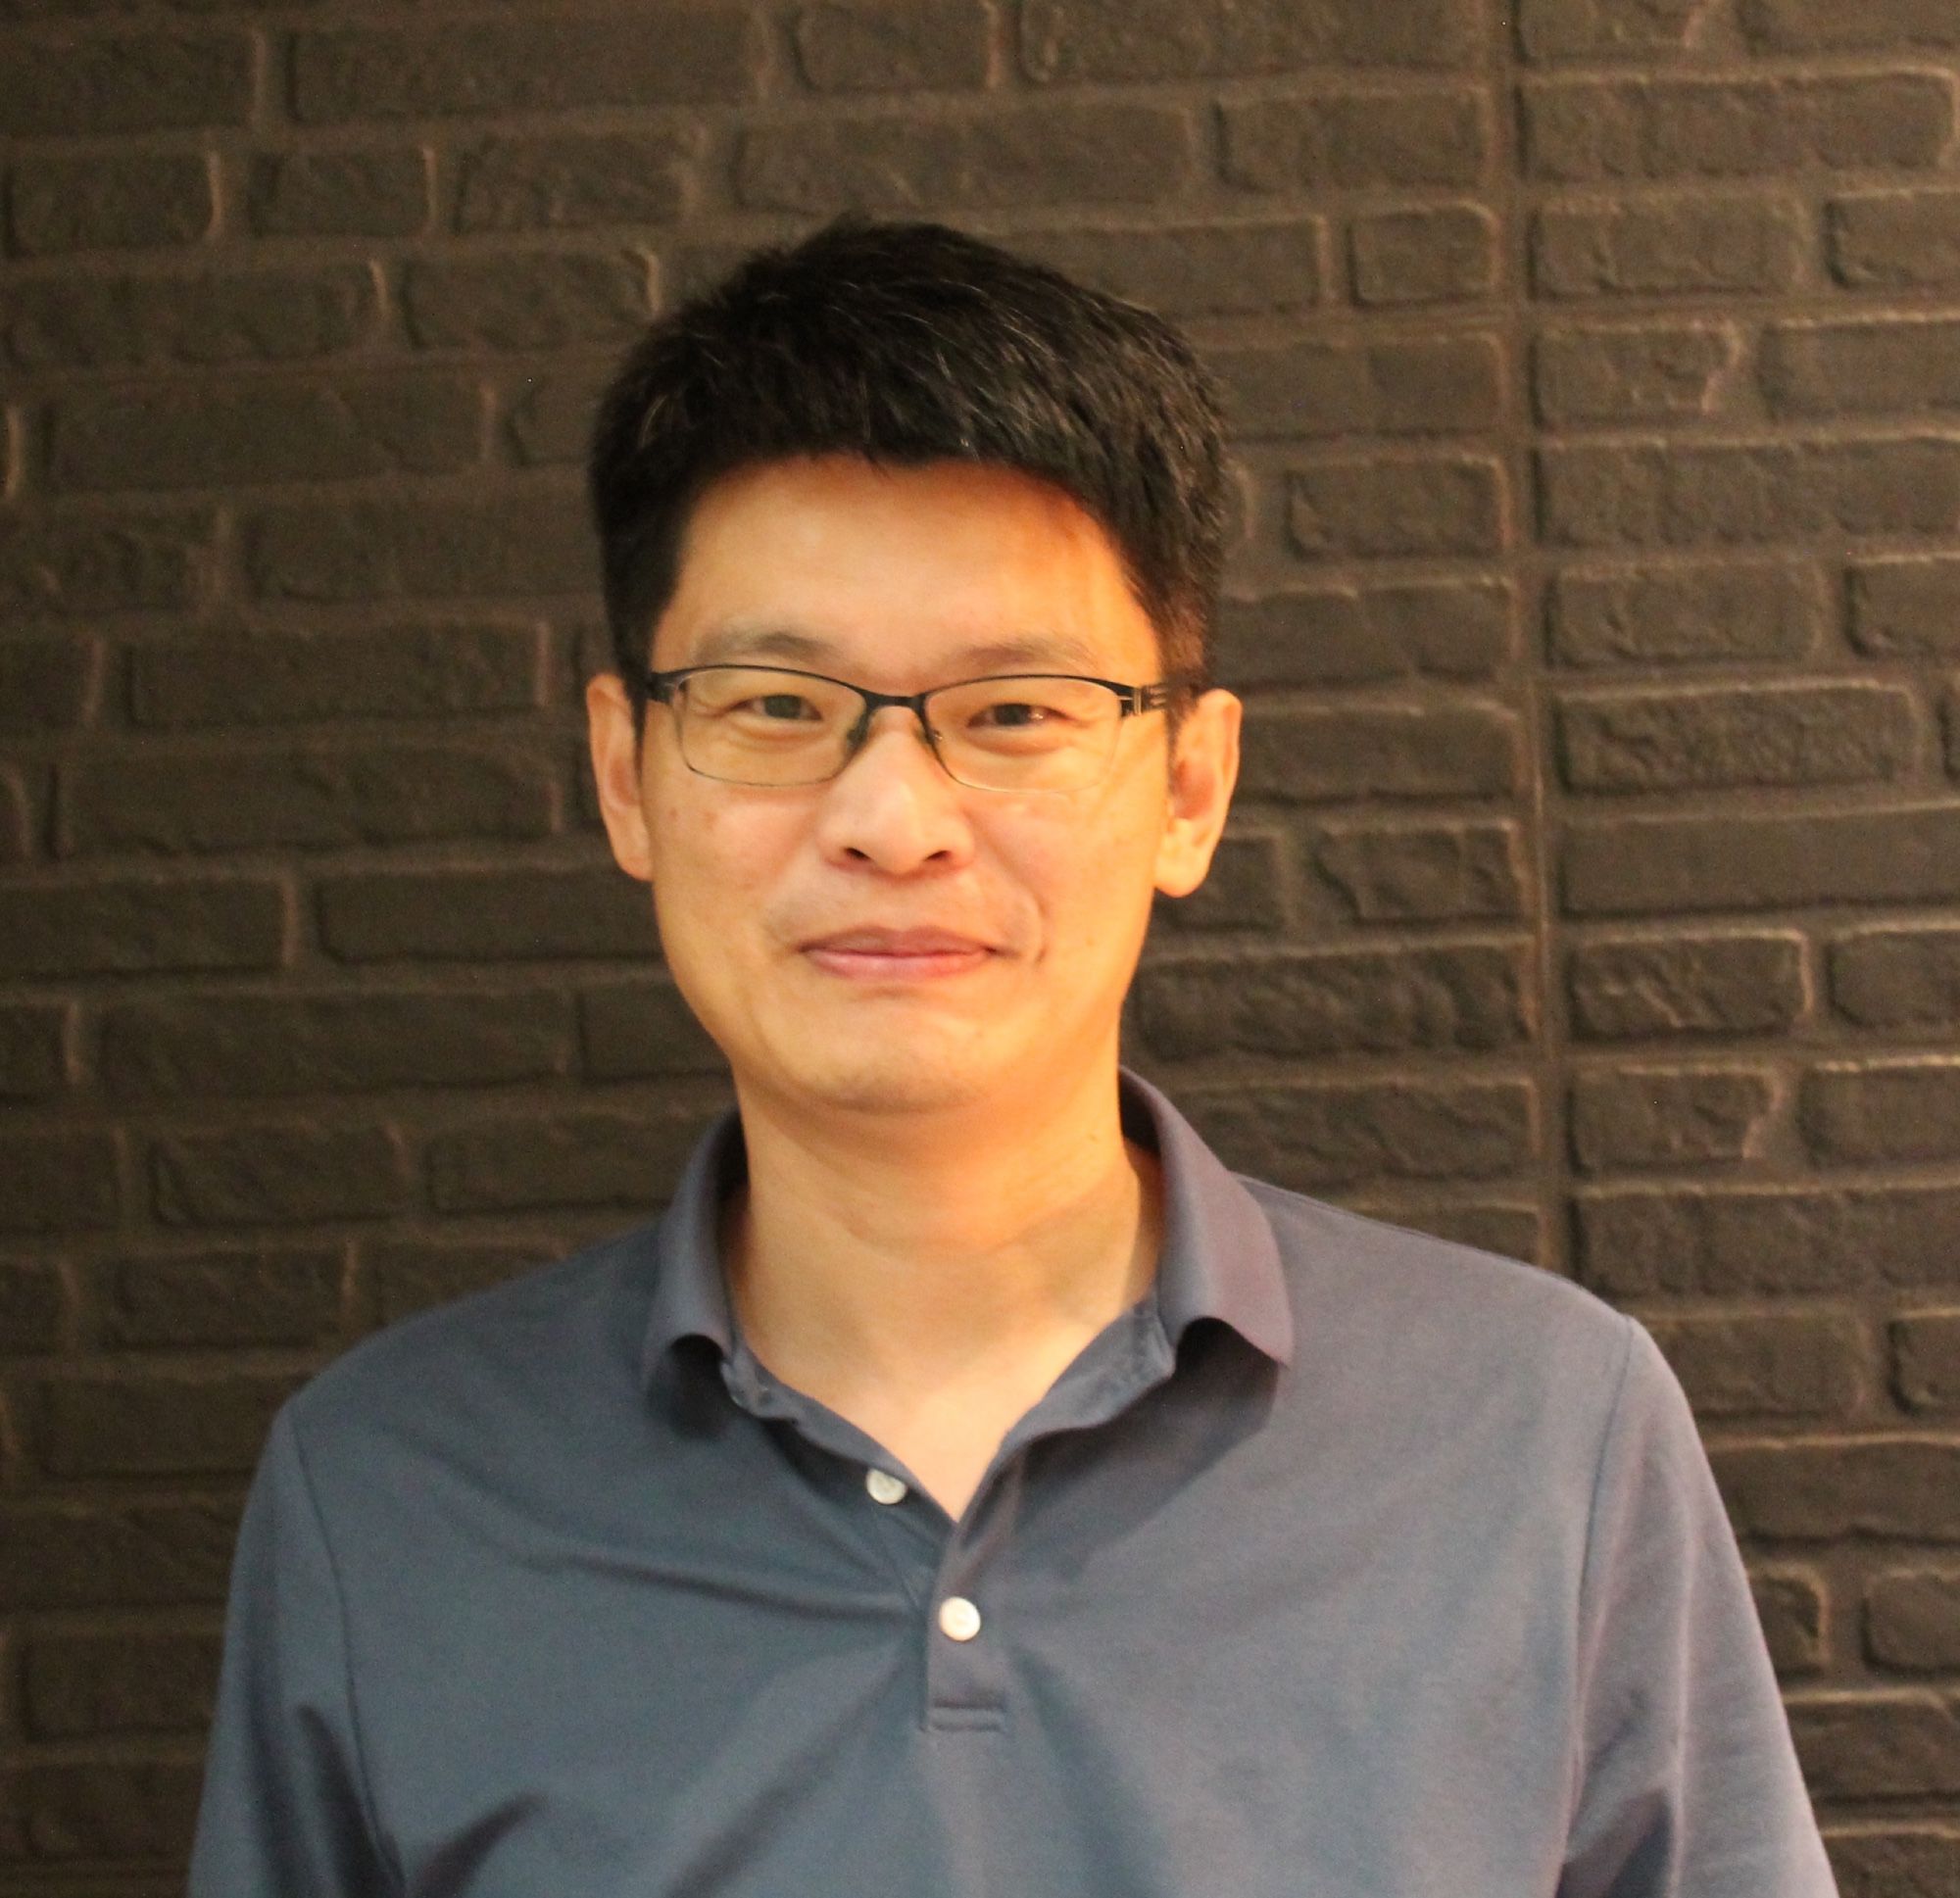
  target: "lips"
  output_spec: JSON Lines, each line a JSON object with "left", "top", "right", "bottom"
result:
{"left": 800, "top": 925, "right": 999, "bottom": 981}
{"left": 803, "top": 927, "right": 994, "bottom": 954}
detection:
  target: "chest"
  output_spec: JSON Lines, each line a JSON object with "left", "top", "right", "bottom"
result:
{"left": 337, "top": 1373, "right": 1584, "bottom": 1898}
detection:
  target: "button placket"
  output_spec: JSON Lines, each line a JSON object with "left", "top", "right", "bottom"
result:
{"left": 918, "top": 1463, "right": 1019, "bottom": 1731}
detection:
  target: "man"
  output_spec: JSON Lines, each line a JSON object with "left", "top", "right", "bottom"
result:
{"left": 190, "top": 219, "right": 1838, "bottom": 1896}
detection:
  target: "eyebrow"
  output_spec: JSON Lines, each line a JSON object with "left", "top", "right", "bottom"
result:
{"left": 683, "top": 625, "right": 1112, "bottom": 675}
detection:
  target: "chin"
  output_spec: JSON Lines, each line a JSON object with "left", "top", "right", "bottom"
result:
{"left": 767, "top": 1038, "right": 1007, "bottom": 1119}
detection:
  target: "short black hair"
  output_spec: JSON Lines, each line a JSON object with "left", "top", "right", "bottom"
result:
{"left": 586, "top": 218, "right": 1227, "bottom": 728}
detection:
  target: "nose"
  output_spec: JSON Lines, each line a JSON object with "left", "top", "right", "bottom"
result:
{"left": 811, "top": 705, "right": 975, "bottom": 874}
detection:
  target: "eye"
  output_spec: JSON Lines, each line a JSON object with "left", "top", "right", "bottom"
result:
{"left": 736, "top": 692, "right": 822, "bottom": 722}
{"left": 970, "top": 700, "right": 1054, "bottom": 729}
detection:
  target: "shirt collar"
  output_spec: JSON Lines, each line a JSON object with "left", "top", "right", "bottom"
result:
{"left": 638, "top": 1065, "right": 1294, "bottom": 1396}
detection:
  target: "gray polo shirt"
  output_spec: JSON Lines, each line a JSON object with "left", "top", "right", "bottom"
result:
{"left": 190, "top": 1069, "right": 1838, "bottom": 1897}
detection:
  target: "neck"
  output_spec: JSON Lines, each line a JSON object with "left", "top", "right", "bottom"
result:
{"left": 719, "top": 1062, "right": 1162, "bottom": 1429}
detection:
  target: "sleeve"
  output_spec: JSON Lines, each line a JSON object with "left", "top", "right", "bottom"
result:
{"left": 1558, "top": 1317, "right": 1840, "bottom": 1898}
{"left": 188, "top": 1404, "right": 397, "bottom": 1897}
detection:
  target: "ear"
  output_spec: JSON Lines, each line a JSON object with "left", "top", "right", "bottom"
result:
{"left": 1153, "top": 687, "right": 1242, "bottom": 899}
{"left": 585, "top": 671, "right": 655, "bottom": 885}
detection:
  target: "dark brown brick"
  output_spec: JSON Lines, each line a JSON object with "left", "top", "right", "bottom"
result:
{"left": 1312, "top": 820, "right": 1527, "bottom": 923}
{"left": 799, "top": 0, "right": 993, "bottom": 89}
{"left": 455, "top": 134, "right": 693, "bottom": 233}
{"left": 1743, "top": 0, "right": 1960, "bottom": 51}
{"left": 24, "top": 1630, "right": 220, "bottom": 1739}
{"left": 402, "top": 252, "right": 653, "bottom": 351}
{"left": 1801, "top": 1060, "right": 1960, "bottom": 1166}
{"left": 1557, "top": 683, "right": 1918, "bottom": 793}
{"left": 579, "top": 980, "right": 726, "bottom": 1080}
{"left": 1136, "top": 944, "right": 1531, "bottom": 1062}
{"left": 1830, "top": 189, "right": 1960, "bottom": 290}
{"left": 7, "top": 1757, "right": 204, "bottom": 1862}
{"left": 365, "top": 1239, "right": 548, "bottom": 1326}
{"left": 1548, "top": 560, "right": 1827, "bottom": 667}
{"left": 0, "top": 767, "right": 30, "bottom": 865}
{"left": 1540, "top": 437, "right": 1960, "bottom": 550}
{"left": 129, "top": 623, "right": 542, "bottom": 727}
{"left": 1216, "top": 335, "right": 1501, "bottom": 440}
{"left": 1532, "top": 193, "right": 1806, "bottom": 299}
{"left": 1220, "top": 580, "right": 1511, "bottom": 688}
{"left": 65, "top": 742, "right": 556, "bottom": 854}
{"left": 1287, "top": 453, "right": 1507, "bottom": 557}
{"left": 1349, "top": 203, "right": 1498, "bottom": 306}
{"left": 1867, "top": 1569, "right": 1960, "bottom": 1669}
{"left": 318, "top": 864, "right": 650, "bottom": 962}
{"left": 35, "top": 1367, "right": 295, "bottom": 1477}
{"left": 7, "top": 266, "right": 377, "bottom": 369}
{"left": 1828, "top": 1828, "right": 1960, "bottom": 1898}
{"left": 738, "top": 103, "right": 1194, "bottom": 212}
{"left": 291, "top": 11, "right": 762, "bottom": 122}
{"left": 1765, "top": 317, "right": 1960, "bottom": 419}
{"left": 1568, "top": 933, "right": 1807, "bottom": 1040}
{"left": 1021, "top": 0, "right": 1476, "bottom": 78}
{"left": 1892, "top": 1311, "right": 1960, "bottom": 1414}
{"left": 1534, "top": 321, "right": 1739, "bottom": 426}
{"left": 0, "top": 30, "right": 251, "bottom": 135}
{"left": 49, "top": 377, "right": 483, "bottom": 493}
{"left": 0, "top": 511, "right": 212, "bottom": 618}
{"left": 1001, "top": 219, "right": 1325, "bottom": 318}
{"left": 103, "top": 990, "right": 573, "bottom": 1096}
{"left": 1647, "top": 1312, "right": 1862, "bottom": 1419}
{"left": 7, "top": 151, "right": 211, "bottom": 255}
{"left": 0, "top": 1132, "right": 118, "bottom": 1233}
{"left": 427, "top": 1108, "right": 705, "bottom": 1211}
{"left": 243, "top": 488, "right": 592, "bottom": 602}
{"left": 1518, "top": 0, "right": 1706, "bottom": 61}
{"left": 1570, "top": 1065, "right": 1774, "bottom": 1172}
{"left": 1715, "top": 1439, "right": 1960, "bottom": 1541}
{"left": 0, "top": 1499, "right": 238, "bottom": 1608}
{"left": 1850, "top": 556, "right": 1960, "bottom": 657}
{"left": 248, "top": 147, "right": 429, "bottom": 237}
{"left": 1752, "top": 1566, "right": 1829, "bottom": 1675}
{"left": 1521, "top": 74, "right": 1951, "bottom": 182}
{"left": 1832, "top": 928, "right": 1960, "bottom": 1029}
{"left": 504, "top": 366, "right": 609, "bottom": 466}
{"left": 1222, "top": 89, "right": 1487, "bottom": 191}
{"left": 0, "top": 877, "right": 285, "bottom": 976}
{"left": 0, "top": 634, "right": 94, "bottom": 730}
{"left": 1788, "top": 1693, "right": 1960, "bottom": 1800}
{"left": 151, "top": 1123, "right": 413, "bottom": 1227}
{"left": 1152, "top": 830, "right": 1289, "bottom": 933}
{"left": 1181, "top": 1078, "right": 1536, "bottom": 1192}
{"left": 1577, "top": 1184, "right": 1960, "bottom": 1297}
{"left": 100, "top": 1246, "right": 342, "bottom": 1348}
{"left": 1565, "top": 805, "right": 1960, "bottom": 915}
{"left": 1241, "top": 703, "right": 1521, "bottom": 803}
{"left": 0, "top": 1258, "right": 66, "bottom": 1353}
{"left": 0, "top": 1001, "right": 66, "bottom": 1097}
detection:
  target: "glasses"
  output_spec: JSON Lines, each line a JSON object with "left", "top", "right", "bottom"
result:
{"left": 643, "top": 663, "right": 1192, "bottom": 794}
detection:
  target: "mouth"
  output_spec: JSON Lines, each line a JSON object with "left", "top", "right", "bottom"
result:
{"left": 800, "top": 929, "right": 999, "bottom": 983}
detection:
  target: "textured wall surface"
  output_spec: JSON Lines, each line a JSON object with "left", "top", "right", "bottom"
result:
{"left": 3, "top": 0, "right": 1960, "bottom": 1887}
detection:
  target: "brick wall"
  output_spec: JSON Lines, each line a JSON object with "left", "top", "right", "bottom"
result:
{"left": 2, "top": 0, "right": 1958, "bottom": 1886}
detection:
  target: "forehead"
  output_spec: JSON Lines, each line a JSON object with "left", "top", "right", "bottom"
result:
{"left": 653, "top": 456, "right": 1160, "bottom": 680}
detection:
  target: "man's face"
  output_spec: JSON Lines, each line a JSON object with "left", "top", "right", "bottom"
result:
{"left": 587, "top": 455, "right": 1240, "bottom": 1125}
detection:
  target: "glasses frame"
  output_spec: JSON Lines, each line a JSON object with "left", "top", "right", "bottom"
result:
{"left": 641, "top": 661, "right": 1194, "bottom": 791}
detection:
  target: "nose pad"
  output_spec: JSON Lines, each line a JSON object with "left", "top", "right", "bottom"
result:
{"left": 840, "top": 704, "right": 945, "bottom": 781}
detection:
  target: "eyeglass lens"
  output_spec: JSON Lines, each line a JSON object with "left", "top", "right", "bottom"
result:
{"left": 671, "top": 667, "right": 1125, "bottom": 791}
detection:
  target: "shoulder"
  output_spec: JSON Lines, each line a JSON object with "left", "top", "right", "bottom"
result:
{"left": 1243, "top": 1174, "right": 1640, "bottom": 1419}
{"left": 279, "top": 1222, "right": 662, "bottom": 1459}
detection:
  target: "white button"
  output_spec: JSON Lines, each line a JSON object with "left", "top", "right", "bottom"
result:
{"left": 938, "top": 1595, "right": 982, "bottom": 1642}
{"left": 865, "top": 1468, "right": 907, "bottom": 1506}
